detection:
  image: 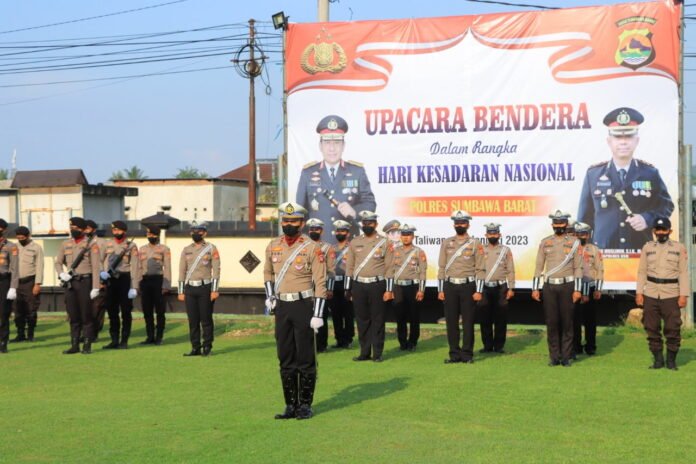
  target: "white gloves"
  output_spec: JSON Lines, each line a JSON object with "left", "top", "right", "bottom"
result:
{"left": 59, "top": 272, "right": 72, "bottom": 283}
{"left": 6, "top": 288, "right": 16, "bottom": 300}
{"left": 128, "top": 288, "right": 138, "bottom": 299}
{"left": 264, "top": 296, "right": 277, "bottom": 315}
{"left": 310, "top": 317, "right": 324, "bottom": 333}
{"left": 90, "top": 289, "right": 100, "bottom": 300}
{"left": 100, "top": 271, "right": 111, "bottom": 281}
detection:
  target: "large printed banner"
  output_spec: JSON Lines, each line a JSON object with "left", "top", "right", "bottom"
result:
{"left": 286, "top": 1, "right": 681, "bottom": 289}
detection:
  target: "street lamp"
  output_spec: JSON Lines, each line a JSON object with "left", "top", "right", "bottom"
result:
{"left": 272, "top": 11, "right": 288, "bottom": 31}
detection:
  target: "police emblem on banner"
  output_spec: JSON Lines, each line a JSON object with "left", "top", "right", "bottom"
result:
{"left": 301, "top": 28, "right": 348, "bottom": 75}
{"left": 615, "top": 24, "right": 656, "bottom": 70}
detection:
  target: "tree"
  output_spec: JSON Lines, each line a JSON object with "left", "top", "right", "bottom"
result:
{"left": 110, "top": 165, "right": 147, "bottom": 180}
{"left": 175, "top": 166, "right": 209, "bottom": 179}
{"left": 0, "top": 169, "right": 8, "bottom": 180}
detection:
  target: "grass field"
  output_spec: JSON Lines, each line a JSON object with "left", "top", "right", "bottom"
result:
{"left": 2, "top": 313, "right": 696, "bottom": 463}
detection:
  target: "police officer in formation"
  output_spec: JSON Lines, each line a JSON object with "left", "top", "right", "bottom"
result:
{"left": 573, "top": 222, "right": 604, "bottom": 357}
{"left": 84, "top": 220, "right": 108, "bottom": 340}
{"left": 178, "top": 222, "right": 221, "bottom": 357}
{"left": 0, "top": 218, "right": 18, "bottom": 353}
{"left": 476, "top": 223, "right": 515, "bottom": 354}
{"left": 383, "top": 219, "right": 402, "bottom": 246}
{"left": 636, "top": 217, "right": 689, "bottom": 370}
{"left": 532, "top": 211, "right": 582, "bottom": 367}
{"left": 100, "top": 221, "right": 140, "bottom": 350}
{"left": 438, "top": 211, "right": 484, "bottom": 364}
{"left": 138, "top": 225, "right": 172, "bottom": 346}
{"left": 345, "top": 211, "right": 393, "bottom": 362}
{"left": 329, "top": 219, "right": 354, "bottom": 349}
{"left": 305, "top": 218, "right": 336, "bottom": 353}
{"left": 385, "top": 224, "right": 427, "bottom": 352}
{"left": 264, "top": 202, "right": 327, "bottom": 420}
{"left": 55, "top": 217, "right": 101, "bottom": 354}
{"left": 12, "top": 226, "right": 43, "bottom": 343}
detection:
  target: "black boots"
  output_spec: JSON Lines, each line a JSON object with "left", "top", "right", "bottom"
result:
{"left": 0, "top": 341, "right": 7, "bottom": 353}
{"left": 649, "top": 350, "right": 665, "bottom": 369}
{"left": 183, "top": 348, "right": 201, "bottom": 357}
{"left": 296, "top": 372, "right": 317, "bottom": 420}
{"left": 275, "top": 373, "right": 299, "bottom": 420}
{"left": 140, "top": 338, "right": 155, "bottom": 345}
{"left": 155, "top": 326, "right": 164, "bottom": 345}
{"left": 666, "top": 350, "right": 678, "bottom": 371}
{"left": 27, "top": 325, "right": 35, "bottom": 342}
{"left": 82, "top": 339, "right": 92, "bottom": 354}
{"left": 11, "top": 328, "right": 26, "bottom": 343}
{"left": 102, "top": 338, "right": 119, "bottom": 350}
{"left": 63, "top": 337, "right": 80, "bottom": 354}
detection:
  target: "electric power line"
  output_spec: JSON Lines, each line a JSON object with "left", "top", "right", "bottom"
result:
{"left": 464, "top": 0, "right": 558, "bottom": 9}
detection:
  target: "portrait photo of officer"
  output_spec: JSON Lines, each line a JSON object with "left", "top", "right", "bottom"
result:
{"left": 577, "top": 107, "right": 674, "bottom": 250}
{"left": 295, "top": 115, "right": 377, "bottom": 244}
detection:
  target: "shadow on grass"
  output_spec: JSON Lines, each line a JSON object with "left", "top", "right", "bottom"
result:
{"left": 384, "top": 334, "right": 447, "bottom": 360}
{"left": 677, "top": 347, "right": 695, "bottom": 367}
{"left": 505, "top": 329, "right": 544, "bottom": 354}
{"left": 314, "top": 376, "right": 410, "bottom": 416}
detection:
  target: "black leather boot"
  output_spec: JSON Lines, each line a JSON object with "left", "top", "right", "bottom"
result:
{"left": 63, "top": 337, "right": 80, "bottom": 354}
{"left": 296, "top": 372, "right": 317, "bottom": 420}
{"left": 102, "top": 335, "right": 119, "bottom": 350}
{"left": 275, "top": 372, "right": 299, "bottom": 419}
{"left": 155, "top": 326, "right": 164, "bottom": 345}
{"left": 11, "top": 328, "right": 26, "bottom": 343}
{"left": 27, "top": 324, "right": 35, "bottom": 342}
{"left": 649, "top": 350, "right": 664, "bottom": 369}
{"left": 82, "top": 339, "right": 92, "bottom": 354}
{"left": 0, "top": 341, "right": 8, "bottom": 353}
{"left": 666, "top": 350, "right": 678, "bottom": 371}
{"left": 183, "top": 348, "right": 201, "bottom": 357}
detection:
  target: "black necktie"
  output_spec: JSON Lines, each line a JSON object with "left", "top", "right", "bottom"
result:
{"left": 330, "top": 167, "right": 336, "bottom": 182}
{"left": 619, "top": 168, "right": 626, "bottom": 187}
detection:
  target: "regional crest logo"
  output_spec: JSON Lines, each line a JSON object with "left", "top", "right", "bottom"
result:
{"left": 301, "top": 28, "right": 347, "bottom": 75}
{"left": 615, "top": 28, "right": 655, "bottom": 70}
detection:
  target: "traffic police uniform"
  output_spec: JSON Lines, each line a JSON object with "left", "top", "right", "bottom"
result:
{"left": 13, "top": 226, "right": 43, "bottom": 342}
{"left": 345, "top": 211, "right": 393, "bottom": 362}
{"left": 572, "top": 222, "right": 604, "bottom": 356}
{"left": 85, "top": 220, "right": 108, "bottom": 339}
{"left": 477, "top": 223, "right": 515, "bottom": 354}
{"left": 264, "top": 202, "right": 327, "bottom": 420}
{"left": 533, "top": 211, "right": 583, "bottom": 366}
{"left": 305, "top": 218, "right": 336, "bottom": 352}
{"left": 329, "top": 220, "right": 355, "bottom": 348}
{"left": 438, "top": 211, "right": 485, "bottom": 363}
{"left": 385, "top": 224, "right": 426, "bottom": 351}
{"left": 0, "top": 219, "right": 18, "bottom": 353}
{"left": 636, "top": 217, "right": 689, "bottom": 370}
{"left": 296, "top": 115, "right": 377, "bottom": 244}
{"left": 577, "top": 107, "right": 673, "bottom": 250}
{"left": 179, "top": 223, "right": 221, "bottom": 356}
{"left": 138, "top": 225, "right": 172, "bottom": 345}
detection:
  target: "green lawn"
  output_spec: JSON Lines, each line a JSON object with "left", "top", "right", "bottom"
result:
{"left": 2, "top": 314, "right": 696, "bottom": 463}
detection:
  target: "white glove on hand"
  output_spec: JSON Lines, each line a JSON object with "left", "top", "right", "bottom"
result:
{"left": 59, "top": 272, "right": 72, "bottom": 283}
{"left": 310, "top": 316, "right": 324, "bottom": 333}
{"left": 6, "top": 288, "right": 16, "bottom": 300}
{"left": 264, "top": 296, "right": 277, "bottom": 315}
{"left": 100, "top": 271, "right": 111, "bottom": 281}
{"left": 128, "top": 288, "right": 137, "bottom": 299}
{"left": 90, "top": 289, "right": 100, "bottom": 300}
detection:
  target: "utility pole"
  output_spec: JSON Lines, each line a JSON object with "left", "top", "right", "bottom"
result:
{"left": 318, "top": 0, "right": 329, "bottom": 21}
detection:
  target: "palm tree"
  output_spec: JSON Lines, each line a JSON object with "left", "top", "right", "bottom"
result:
{"left": 175, "top": 166, "right": 209, "bottom": 179}
{"left": 0, "top": 169, "right": 9, "bottom": 180}
{"left": 111, "top": 165, "right": 147, "bottom": 180}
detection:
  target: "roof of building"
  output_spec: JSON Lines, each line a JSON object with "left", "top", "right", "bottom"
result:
{"left": 11, "top": 169, "right": 88, "bottom": 188}
{"left": 219, "top": 163, "right": 275, "bottom": 183}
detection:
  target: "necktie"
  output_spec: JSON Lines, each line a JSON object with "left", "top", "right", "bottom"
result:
{"left": 618, "top": 168, "right": 626, "bottom": 187}
{"left": 330, "top": 167, "right": 336, "bottom": 182}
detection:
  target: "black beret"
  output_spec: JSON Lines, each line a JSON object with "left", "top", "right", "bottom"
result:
{"left": 14, "top": 226, "right": 30, "bottom": 236}
{"left": 0, "top": 219, "right": 7, "bottom": 229}
{"left": 85, "top": 220, "right": 98, "bottom": 229}
{"left": 111, "top": 220, "right": 128, "bottom": 231}
{"left": 146, "top": 225, "right": 161, "bottom": 235}
{"left": 70, "top": 217, "right": 87, "bottom": 229}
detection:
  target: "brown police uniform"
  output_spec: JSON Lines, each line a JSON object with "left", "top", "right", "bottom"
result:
{"left": 330, "top": 240, "right": 354, "bottom": 348}
{"left": 138, "top": 242, "right": 172, "bottom": 343}
{"left": 477, "top": 243, "right": 515, "bottom": 353}
{"left": 313, "top": 240, "right": 335, "bottom": 352}
{"left": 573, "top": 243, "right": 604, "bottom": 355}
{"left": 103, "top": 239, "right": 140, "bottom": 347}
{"left": 438, "top": 235, "right": 485, "bottom": 362}
{"left": 91, "top": 236, "right": 108, "bottom": 337}
{"left": 0, "top": 239, "right": 18, "bottom": 347}
{"left": 386, "top": 244, "right": 427, "bottom": 350}
{"left": 533, "top": 235, "right": 583, "bottom": 363}
{"left": 345, "top": 234, "right": 393, "bottom": 360}
{"left": 15, "top": 240, "right": 44, "bottom": 341}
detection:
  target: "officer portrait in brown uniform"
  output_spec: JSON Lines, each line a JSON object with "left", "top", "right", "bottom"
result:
{"left": 329, "top": 219, "right": 355, "bottom": 349}
{"left": 0, "top": 218, "right": 19, "bottom": 354}
{"left": 305, "top": 218, "right": 336, "bottom": 353}
{"left": 636, "top": 217, "right": 689, "bottom": 370}
{"left": 138, "top": 225, "right": 172, "bottom": 346}
{"left": 12, "top": 226, "right": 44, "bottom": 343}
{"left": 264, "top": 202, "right": 327, "bottom": 420}
{"left": 85, "top": 220, "right": 108, "bottom": 339}
{"left": 475, "top": 223, "right": 515, "bottom": 354}
{"left": 100, "top": 221, "right": 140, "bottom": 350}
{"left": 385, "top": 224, "right": 426, "bottom": 352}
{"left": 344, "top": 210, "right": 393, "bottom": 363}
{"left": 572, "top": 222, "right": 604, "bottom": 357}
{"left": 55, "top": 217, "right": 101, "bottom": 355}
{"left": 437, "top": 210, "right": 485, "bottom": 364}
{"left": 532, "top": 211, "right": 583, "bottom": 367}
{"left": 178, "top": 222, "right": 220, "bottom": 357}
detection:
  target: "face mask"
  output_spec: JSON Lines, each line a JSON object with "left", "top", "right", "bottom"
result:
{"left": 113, "top": 233, "right": 125, "bottom": 240}
{"left": 18, "top": 239, "right": 29, "bottom": 246}
{"left": 579, "top": 238, "right": 587, "bottom": 245}
{"left": 309, "top": 231, "right": 321, "bottom": 241}
{"left": 454, "top": 226, "right": 468, "bottom": 235}
{"left": 656, "top": 233, "right": 669, "bottom": 243}
{"left": 148, "top": 237, "right": 159, "bottom": 245}
{"left": 71, "top": 230, "right": 83, "bottom": 239}
{"left": 362, "top": 225, "right": 375, "bottom": 235}
{"left": 86, "top": 231, "right": 95, "bottom": 238}
{"left": 335, "top": 233, "right": 348, "bottom": 242}
{"left": 191, "top": 233, "right": 204, "bottom": 243}
{"left": 487, "top": 237, "right": 499, "bottom": 246}
{"left": 553, "top": 227, "right": 566, "bottom": 235}
{"left": 282, "top": 224, "right": 300, "bottom": 236}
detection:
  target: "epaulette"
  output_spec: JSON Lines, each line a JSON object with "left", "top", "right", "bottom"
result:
{"left": 303, "top": 161, "right": 320, "bottom": 169}
{"left": 587, "top": 161, "right": 606, "bottom": 169}
{"left": 345, "top": 160, "right": 364, "bottom": 167}
{"left": 635, "top": 159, "right": 655, "bottom": 168}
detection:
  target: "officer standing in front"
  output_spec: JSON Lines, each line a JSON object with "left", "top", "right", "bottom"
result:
{"left": 305, "top": 218, "right": 336, "bottom": 353}
{"left": 384, "top": 224, "right": 427, "bottom": 352}
{"left": 13, "top": 226, "right": 43, "bottom": 343}
{"left": 55, "top": 217, "right": 101, "bottom": 354}
{"left": 437, "top": 211, "right": 484, "bottom": 364}
{"left": 178, "top": 223, "right": 220, "bottom": 357}
{"left": 573, "top": 222, "right": 604, "bottom": 357}
{"left": 330, "top": 219, "right": 354, "bottom": 349}
{"left": 85, "top": 220, "right": 107, "bottom": 340}
{"left": 636, "top": 217, "right": 689, "bottom": 370}
{"left": 476, "top": 223, "right": 515, "bottom": 354}
{"left": 0, "top": 218, "right": 18, "bottom": 353}
{"left": 264, "top": 202, "right": 327, "bottom": 420}
{"left": 532, "top": 211, "right": 583, "bottom": 367}
{"left": 100, "top": 221, "right": 140, "bottom": 350}
{"left": 345, "top": 211, "right": 393, "bottom": 362}
{"left": 296, "top": 115, "right": 377, "bottom": 243}
{"left": 138, "top": 225, "right": 172, "bottom": 345}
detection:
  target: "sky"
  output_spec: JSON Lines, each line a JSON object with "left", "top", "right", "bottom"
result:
{"left": 0, "top": 0, "right": 693, "bottom": 183}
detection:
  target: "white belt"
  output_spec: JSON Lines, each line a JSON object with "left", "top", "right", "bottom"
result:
{"left": 278, "top": 289, "right": 314, "bottom": 302}
{"left": 187, "top": 279, "right": 212, "bottom": 287}
{"left": 334, "top": 275, "right": 344, "bottom": 281}
{"left": 546, "top": 276, "right": 574, "bottom": 285}
{"left": 396, "top": 279, "right": 420, "bottom": 286}
{"left": 355, "top": 276, "right": 385, "bottom": 284}
{"left": 484, "top": 280, "right": 507, "bottom": 288}
{"left": 447, "top": 276, "right": 476, "bottom": 284}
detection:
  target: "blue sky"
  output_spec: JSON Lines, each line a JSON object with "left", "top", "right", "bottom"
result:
{"left": 0, "top": 0, "right": 692, "bottom": 182}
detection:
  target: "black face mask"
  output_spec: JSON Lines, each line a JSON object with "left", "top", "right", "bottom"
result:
{"left": 113, "top": 233, "right": 125, "bottom": 240}
{"left": 656, "top": 233, "right": 670, "bottom": 243}
{"left": 148, "top": 237, "right": 159, "bottom": 245}
{"left": 553, "top": 227, "right": 566, "bottom": 235}
{"left": 282, "top": 224, "right": 300, "bottom": 237}
{"left": 455, "top": 226, "right": 468, "bottom": 235}
{"left": 579, "top": 238, "right": 587, "bottom": 245}
{"left": 191, "top": 233, "right": 204, "bottom": 243}
{"left": 71, "top": 230, "right": 83, "bottom": 239}
{"left": 362, "top": 225, "right": 375, "bottom": 235}
{"left": 335, "top": 233, "right": 348, "bottom": 242}
{"left": 487, "top": 237, "right": 499, "bottom": 245}
{"left": 18, "top": 239, "right": 29, "bottom": 246}
{"left": 309, "top": 231, "right": 321, "bottom": 241}
{"left": 86, "top": 231, "right": 95, "bottom": 238}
